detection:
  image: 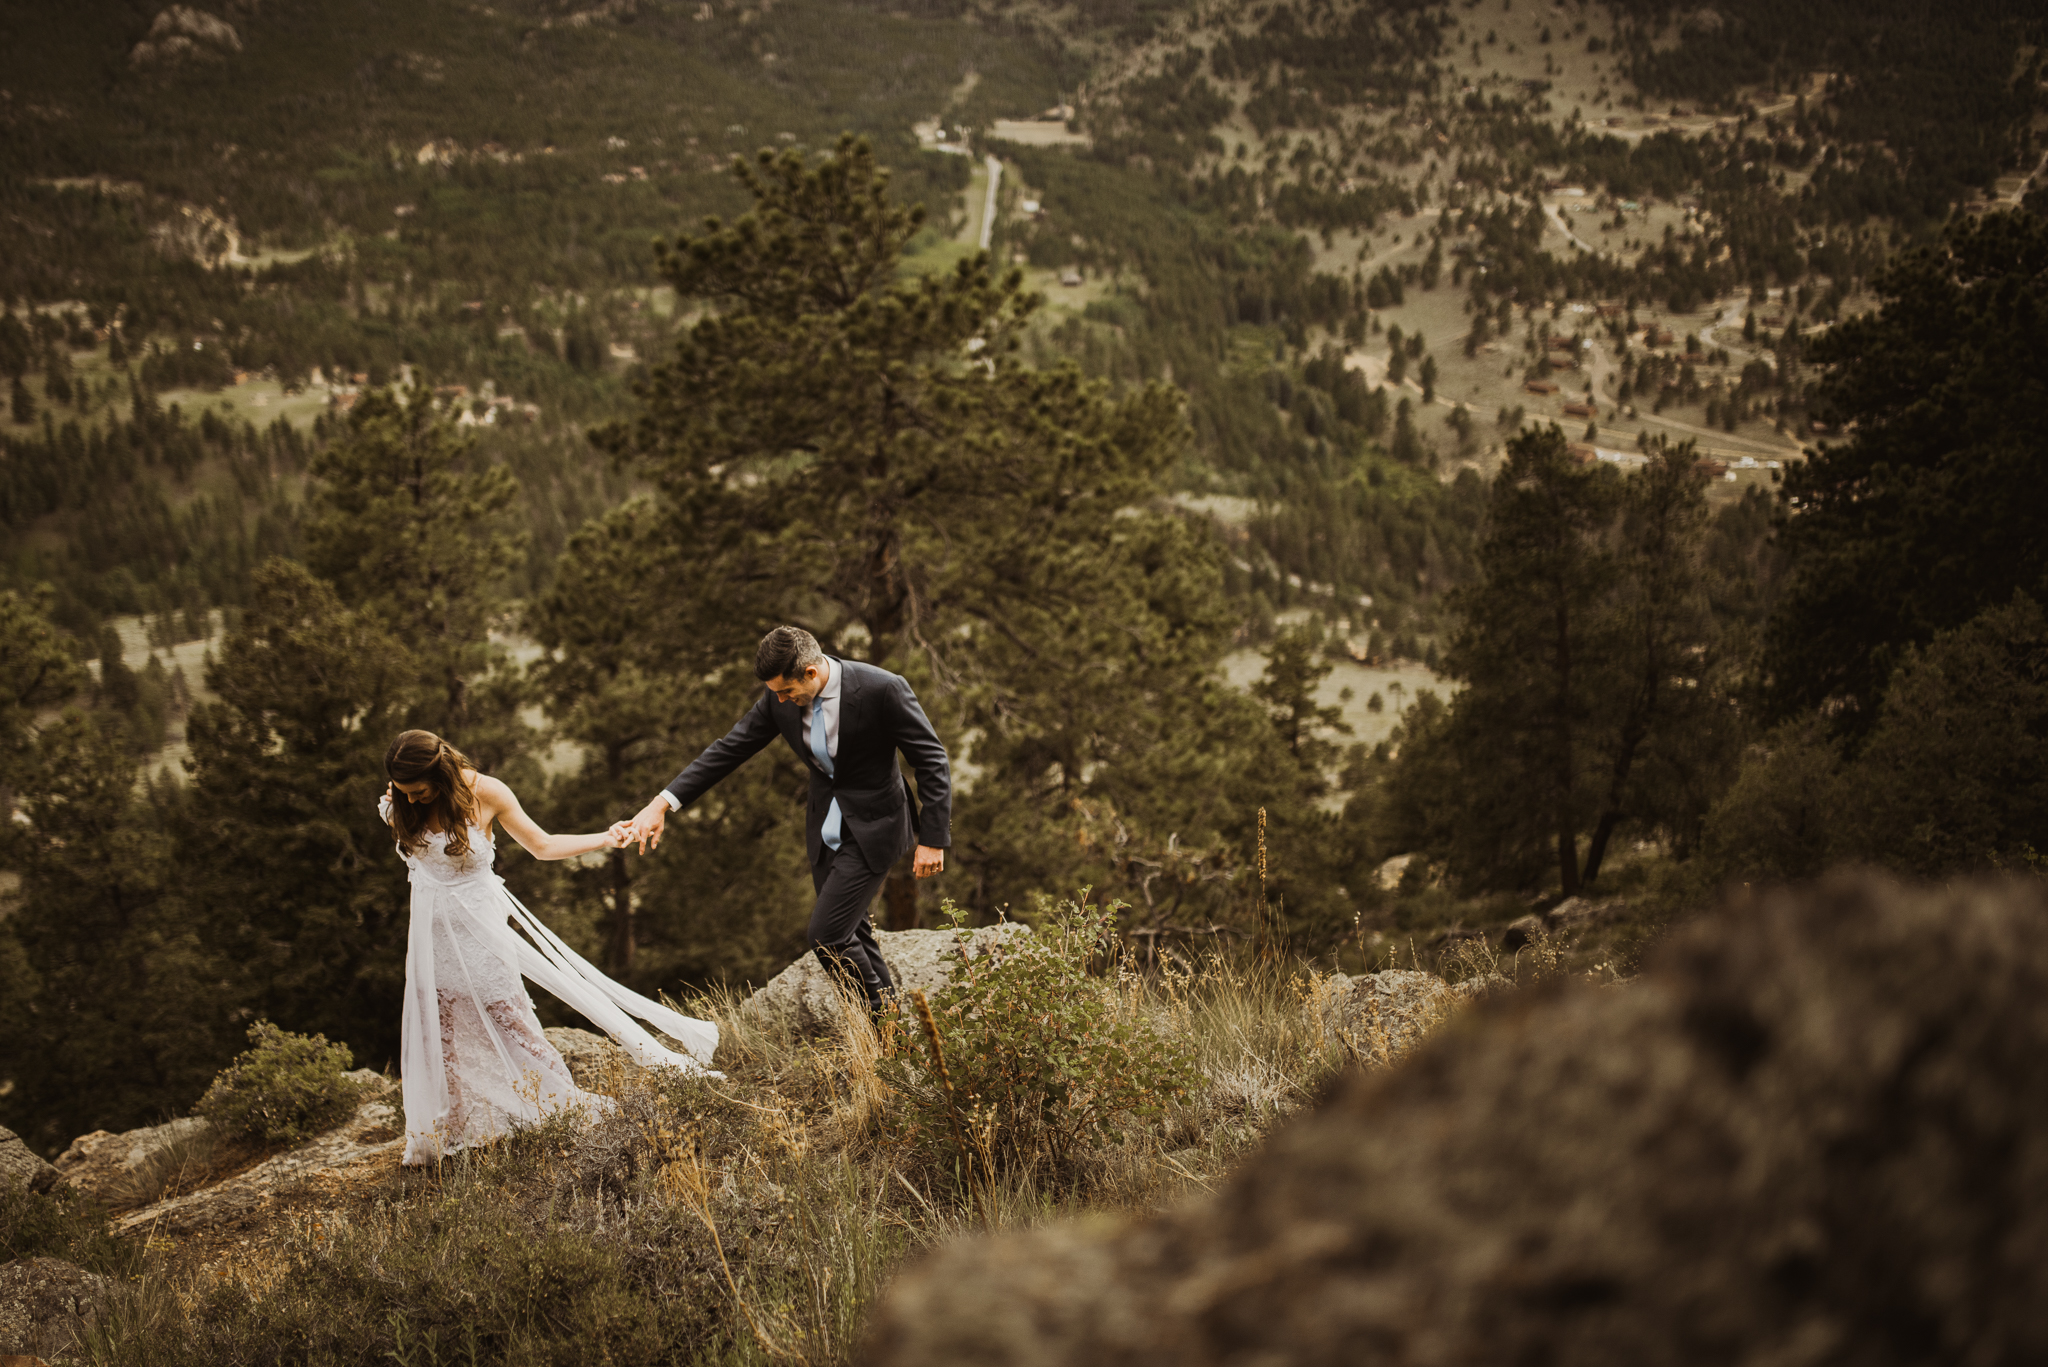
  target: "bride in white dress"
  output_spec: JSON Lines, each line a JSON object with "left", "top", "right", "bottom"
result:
{"left": 381, "top": 729, "right": 719, "bottom": 1165}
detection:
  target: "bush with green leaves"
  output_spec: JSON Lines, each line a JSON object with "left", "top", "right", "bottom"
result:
{"left": 881, "top": 898, "right": 1199, "bottom": 1181}
{"left": 194, "top": 1022, "right": 362, "bottom": 1146}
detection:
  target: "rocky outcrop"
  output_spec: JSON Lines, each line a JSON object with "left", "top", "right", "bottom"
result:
{"left": 0, "top": 1126, "right": 58, "bottom": 1195}
{"left": 129, "top": 6, "right": 241, "bottom": 67}
{"left": 864, "top": 875, "right": 2048, "bottom": 1366}
{"left": 52, "top": 1115, "right": 211, "bottom": 1204}
{"left": 738, "top": 924, "right": 1033, "bottom": 1037}
{"left": 545, "top": 1026, "right": 641, "bottom": 1093}
{"left": 0, "top": 1256, "right": 109, "bottom": 1361}
{"left": 1314, "top": 969, "right": 1458, "bottom": 1064}
{"left": 111, "top": 1092, "right": 399, "bottom": 1239}
{"left": 1450, "top": 971, "right": 1512, "bottom": 1004}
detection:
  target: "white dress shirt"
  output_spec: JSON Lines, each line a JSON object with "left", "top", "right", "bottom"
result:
{"left": 660, "top": 659, "right": 838, "bottom": 810}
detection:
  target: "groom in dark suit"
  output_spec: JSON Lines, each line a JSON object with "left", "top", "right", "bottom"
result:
{"left": 624, "top": 625, "right": 952, "bottom": 1018}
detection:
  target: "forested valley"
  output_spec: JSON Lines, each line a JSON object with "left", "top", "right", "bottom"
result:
{"left": 1, "top": 0, "right": 2044, "bottom": 1167}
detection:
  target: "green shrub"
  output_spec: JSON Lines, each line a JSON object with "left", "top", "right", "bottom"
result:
{"left": 194, "top": 1021, "right": 362, "bottom": 1146}
{"left": 881, "top": 897, "right": 1199, "bottom": 1180}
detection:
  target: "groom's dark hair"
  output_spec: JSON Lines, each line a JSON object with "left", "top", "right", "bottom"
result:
{"left": 756, "top": 625, "right": 825, "bottom": 681}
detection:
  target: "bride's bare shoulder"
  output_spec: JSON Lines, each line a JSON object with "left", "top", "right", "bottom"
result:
{"left": 468, "top": 771, "right": 516, "bottom": 807}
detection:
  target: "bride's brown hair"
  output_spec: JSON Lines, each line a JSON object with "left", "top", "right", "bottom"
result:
{"left": 385, "top": 730, "right": 484, "bottom": 859}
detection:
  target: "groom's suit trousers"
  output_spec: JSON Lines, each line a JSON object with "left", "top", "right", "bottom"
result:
{"left": 809, "top": 844, "right": 895, "bottom": 1016}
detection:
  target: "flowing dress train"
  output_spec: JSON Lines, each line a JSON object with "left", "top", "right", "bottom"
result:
{"left": 383, "top": 797, "right": 719, "bottom": 1165}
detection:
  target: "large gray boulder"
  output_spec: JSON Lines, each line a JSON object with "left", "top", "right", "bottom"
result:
{"left": 544, "top": 1026, "right": 641, "bottom": 1093}
{"left": 0, "top": 1256, "right": 110, "bottom": 1361}
{"left": 739, "top": 923, "right": 1033, "bottom": 1037}
{"left": 110, "top": 1097, "right": 401, "bottom": 1239}
{"left": 51, "top": 1115, "right": 212, "bottom": 1204}
{"left": 1315, "top": 969, "right": 1458, "bottom": 1065}
{"left": 0, "top": 1126, "right": 58, "bottom": 1195}
{"left": 864, "top": 875, "right": 2048, "bottom": 1366}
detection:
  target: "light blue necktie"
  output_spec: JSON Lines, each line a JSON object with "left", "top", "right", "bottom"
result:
{"left": 810, "top": 700, "right": 842, "bottom": 852}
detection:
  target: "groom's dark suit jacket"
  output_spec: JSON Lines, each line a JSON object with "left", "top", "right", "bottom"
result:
{"left": 663, "top": 658, "right": 952, "bottom": 876}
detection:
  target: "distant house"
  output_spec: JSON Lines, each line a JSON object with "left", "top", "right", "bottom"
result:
{"left": 1548, "top": 354, "right": 1577, "bottom": 369}
{"left": 1567, "top": 442, "right": 1598, "bottom": 464}
{"left": 1682, "top": 350, "right": 1709, "bottom": 363}
{"left": 1524, "top": 380, "right": 1560, "bottom": 395}
{"left": 1596, "top": 302, "right": 1625, "bottom": 318}
{"left": 1058, "top": 268, "right": 1083, "bottom": 286}
{"left": 1548, "top": 336, "right": 1578, "bottom": 352}
{"left": 1562, "top": 400, "right": 1598, "bottom": 418}
{"left": 1651, "top": 328, "right": 1675, "bottom": 346}
{"left": 1696, "top": 457, "right": 1728, "bottom": 477}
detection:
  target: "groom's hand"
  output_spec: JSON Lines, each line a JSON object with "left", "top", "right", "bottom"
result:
{"left": 628, "top": 797, "right": 669, "bottom": 854}
{"left": 913, "top": 844, "right": 945, "bottom": 878}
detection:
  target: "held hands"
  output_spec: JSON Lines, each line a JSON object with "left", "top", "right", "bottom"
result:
{"left": 607, "top": 801, "right": 943, "bottom": 875}
{"left": 621, "top": 798, "right": 668, "bottom": 855}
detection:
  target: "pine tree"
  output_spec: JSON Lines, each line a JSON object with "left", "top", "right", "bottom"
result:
{"left": 180, "top": 560, "right": 414, "bottom": 1062}
{"left": 1382, "top": 429, "right": 1728, "bottom": 892}
{"left": 1768, "top": 210, "right": 2048, "bottom": 731}
{"left": 1388, "top": 425, "right": 1623, "bottom": 892}
{"left": 1252, "top": 622, "right": 1353, "bottom": 788}
{"left": 303, "top": 387, "right": 526, "bottom": 758}
{"left": 9, "top": 376, "right": 33, "bottom": 426}
{"left": 0, "top": 711, "right": 216, "bottom": 1151}
{"left": 0, "top": 589, "right": 86, "bottom": 785}
{"left": 524, "top": 497, "right": 811, "bottom": 982}
{"left": 604, "top": 138, "right": 1276, "bottom": 929}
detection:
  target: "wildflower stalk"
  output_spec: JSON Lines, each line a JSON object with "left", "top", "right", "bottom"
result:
{"left": 909, "top": 988, "right": 991, "bottom": 1228}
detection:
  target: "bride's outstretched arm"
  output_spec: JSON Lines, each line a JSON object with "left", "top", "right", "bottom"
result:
{"left": 473, "top": 775, "right": 627, "bottom": 861}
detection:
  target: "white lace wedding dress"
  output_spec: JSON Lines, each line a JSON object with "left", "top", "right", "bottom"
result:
{"left": 383, "top": 796, "right": 719, "bottom": 1165}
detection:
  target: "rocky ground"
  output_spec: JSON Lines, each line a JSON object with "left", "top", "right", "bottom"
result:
{"left": 864, "top": 875, "right": 2048, "bottom": 1366}
{"left": 0, "top": 923, "right": 1506, "bottom": 1363}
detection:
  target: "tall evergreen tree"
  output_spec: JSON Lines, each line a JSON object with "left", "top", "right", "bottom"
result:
{"left": 304, "top": 387, "right": 526, "bottom": 761}
{"left": 1382, "top": 428, "right": 1726, "bottom": 893}
{"left": 179, "top": 560, "right": 414, "bottom": 1065}
{"left": 1583, "top": 439, "right": 1738, "bottom": 876}
{"left": 0, "top": 588, "right": 85, "bottom": 787}
{"left": 603, "top": 139, "right": 1278, "bottom": 929}
{"left": 524, "top": 498, "right": 811, "bottom": 984}
{"left": 1767, "top": 211, "right": 2048, "bottom": 732}
{"left": 1252, "top": 622, "right": 1351, "bottom": 784}
{"left": 0, "top": 712, "right": 214, "bottom": 1152}
{"left": 1445, "top": 426, "right": 1623, "bottom": 893}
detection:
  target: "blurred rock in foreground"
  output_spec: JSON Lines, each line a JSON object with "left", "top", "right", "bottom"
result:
{"left": 864, "top": 874, "right": 2048, "bottom": 1366}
